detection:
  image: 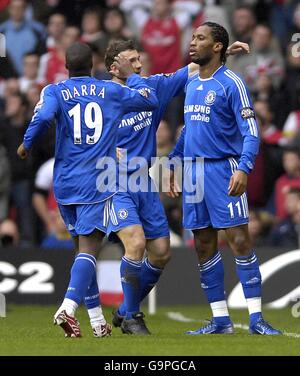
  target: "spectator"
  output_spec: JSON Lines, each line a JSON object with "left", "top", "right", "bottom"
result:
{"left": 269, "top": 199, "right": 300, "bottom": 249}
{"left": 25, "top": 84, "right": 42, "bottom": 118}
{"left": 282, "top": 44, "right": 300, "bottom": 138}
{"left": 140, "top": 51, "right": 151, "bottom": 77}
{"left": 121, "top": 0, "right": 201, "bottom": 74}
{"left": 103, "top": 7, "right": 134, "bottom": 43}
{"left": 231, "top": 5, "right": 256, "bottom": 45}
{"left": 2, "top": 77, "right": 20, "bottom": 98}
{"left": 19, "top": 53, "right": 40, "bottom": 93}
{"left": 52, "top": 0, "right": 103, "bottom": 26}
{"left": 252, "top": 74, "right": 288, "bottom": 128}
{"left": 91, "top": 47, "right": 111, "bottom": 80}
{"left": 254, "top": 100, "right": 284, "bottom": 146}
{"left": 248, "top": 209, "right": 273, "bottom": 247}
{"left": 231, "top": 24, "right": 284, "bottom": 91}
{"left": 0, "top": 93, "right": 34, "bottom": 246}
{"left": 270, "top": 0, "right": 296, "bottom": 46}
{"left": 284, "top": 2, "right": 300, "bottom": 50}
{"left": 247, "top": 100, "right": 283, "bottom": 209}
{"left": 81, "top": 6, "right": 107, "bottom": 54}
{"left": 0, "top": 146, "right": 10, "bottom": 223}
{"left": 46, "top": 13, "right": 66, "bottom": 52}
{"left": 32, "top": 157, "right": 56, "bottom": 235}
{"left": 38, "top": 25, "right": 80, "bottom": 84}
{"left": 282, "top": 105, "right": 300, "bottom": 141}
{"left": 41, "top": 208, "right": 73, "bottom": 250}
{"left": 0, "top": 219, "right": 19, "bottom": 247}
{"left": 284, "top": 187, "right": 300, "bottom": 218}
{"left": 0, "top": 0, "right": 46, "bottom": 75}
{"left": 274, "top": 134, "right": 300, "bottom": 220}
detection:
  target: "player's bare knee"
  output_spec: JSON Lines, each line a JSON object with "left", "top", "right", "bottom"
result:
{"left": 160, "top": 248, "right": 171, "bottom": 266}
{"left": 230, "top": 234, "right": 251, "bottom": 256}
{"left": 124, "top": 236, "right": 146, "bottom": 261}
{"left": 193, "top": 234, "right": 216, "bottom": 263}
{"left": 148, "top": 247, "right": 171, "bottom": 268}
{"left": 195, "top": 242, "right": 216, "bottom": 263}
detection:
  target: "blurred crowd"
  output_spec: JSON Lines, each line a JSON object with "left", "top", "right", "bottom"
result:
{"left": 1, "top": 0, "right": 300, "bottom": 250}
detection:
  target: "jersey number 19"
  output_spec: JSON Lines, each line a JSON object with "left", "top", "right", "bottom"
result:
{"left": 68, "top": 102, "right": 103, "bottom": 145}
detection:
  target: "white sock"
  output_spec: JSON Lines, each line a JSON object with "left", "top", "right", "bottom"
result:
{"left": 59, "top": 298, "right": 78, "bottom": 317}
{"left": 87, "top": 306, "right": 106, "bottom": 327}
{"left": 246, "top": 297, "right": 261, "bottom": 315}
{"left": 211, "top": 300, "right": 229, "bottom": 317}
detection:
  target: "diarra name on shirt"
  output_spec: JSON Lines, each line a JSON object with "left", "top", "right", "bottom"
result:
{"left": 61, "top": 85, "right": 105, "bottom": 101}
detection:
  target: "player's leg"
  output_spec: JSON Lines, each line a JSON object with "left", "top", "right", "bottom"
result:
{"left": 108, "top": 192, "right": 149, "bottom": 334}
{"left": 62, "top": 236, "right": 111, "bottom": 337}
{"left": 81, "top": 199, "right": 112, "bottom": 337}
{"left": 140, "top": 189, "right": 171, "bottom": 304}
{"left": 115, "top": 190, "right": 171, "bottom": 333}
{"left": 54, "top": 229, "right": 104, "bottom": 337}
{"left": 186, "top": 227, "right": 233, "bottom": 335}
{"left": 83, "top": 238, "right": 112, "bottom": 338}
{"left": 206, "top": 158, "right": 281, "bottom": 335}
{"left": 115, "top": 224, "right": 150, "bottom": 335}
{"left": 225, "top": 224, "right": 282, "bottom": 335}
{"left": 184, "top": 160, "right": 233, "bottom": 334}
{"left": 142, "top": 236, "right": 170, "bottom": 303}
{"left": 54, "top": 202, "right": 109, "bottom": 337}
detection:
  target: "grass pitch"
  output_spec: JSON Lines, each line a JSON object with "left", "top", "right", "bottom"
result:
{"left": 0, "top": 304, "right": 299, "bottom": 356}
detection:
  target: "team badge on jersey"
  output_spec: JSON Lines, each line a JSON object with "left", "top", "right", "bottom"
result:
{"left": 118, "top": 208, "right": 128, "bottom": 220}
{"left": 204, "top": 90, "right": 216, "bottom": 105}
{"left": 138, "top": 88, "right": 150, "bottom": 98}
{"left": 240, "top": 107, "right": 255, "bottom": 119}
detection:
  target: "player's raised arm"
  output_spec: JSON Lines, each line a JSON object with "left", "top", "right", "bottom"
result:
{"left": 226, "top": 41, "right": 250, "bottom": 56}
{"left": 127, "top": 66, "right": 189, "bottom": 102}
{"left": 225, "top": 70, "right": 260, "bottom": 196}
{"left": 118, "top": 80, "right": 159, "bottom": 113}
{"left": 17, "top": 85, "right": 59, "bottom": 158}
{"left": 111, "top": 54, "right": 159, "bottom": 112}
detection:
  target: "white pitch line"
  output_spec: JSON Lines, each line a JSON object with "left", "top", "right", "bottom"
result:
{"left": 166, "top": 311, "right": 300, "bottom": 339}
{"left": 282, "top": 332, "right": 300, "bottom": 339}
{"left": 167, "top": 312, "right": 197, "bottom": 322}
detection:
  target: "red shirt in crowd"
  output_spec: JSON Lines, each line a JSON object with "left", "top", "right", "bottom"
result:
{"left": 141, "top": 17, "right": 182, "bottom": 75}
{"left": 275, "top": 175, "right": 300, "bottom": 219}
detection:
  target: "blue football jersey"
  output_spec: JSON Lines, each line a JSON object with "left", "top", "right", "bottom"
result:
{"left": 23, "top": 76, "right": 158, "bottom": 204}
{"left": 117, "top": 67, "right": 188, "bottom": 173}
{"left": 171, "top": 65, "right": 260, "bottom": 174}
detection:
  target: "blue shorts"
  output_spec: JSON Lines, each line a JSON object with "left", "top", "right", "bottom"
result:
{"left": 58, "top": 198, "right": 112, "bottom": 237}
{"left": 107, "top": 186, "right": 169, "bottom": 240}
{"left": 183, "top": 157, "right": 249, "bottom": 230}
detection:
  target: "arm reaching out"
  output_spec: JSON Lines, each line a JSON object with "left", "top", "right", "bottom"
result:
{"left": 226, "top": 41, "right": 250, "bottom": 57}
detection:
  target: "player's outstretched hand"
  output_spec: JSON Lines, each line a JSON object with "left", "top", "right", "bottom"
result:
{"left": 116, "top": 147, "right": 123, "bottom": 161}
{"left": 166, "top": 170, "right": 180, "bottom": 198}
{"left": 228, "top": 170, "right": 248, "bottom": 196}
{"left": 17, "top": 143, "right": 29, "bottom": 159}
{"left": 226, "top": 41, "right": 250, "bottom": 56}
{"left": 111, "top": 54, "right": 134, "bottom": 79}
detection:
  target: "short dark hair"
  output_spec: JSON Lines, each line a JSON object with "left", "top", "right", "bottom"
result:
{"left": 10, "top": 92, "right": 28, "bottom": 107}
{"left": 235, "top": 5, "right": 255, "bottom": 14}
{"left": 202, "top": 22, "right": 229, "bottom": 63}
{"left": 104, "top": 39, "right": 137, "bottom": 71}
{"left": 65, "top": 43, "right": 93, "bottom": 74}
